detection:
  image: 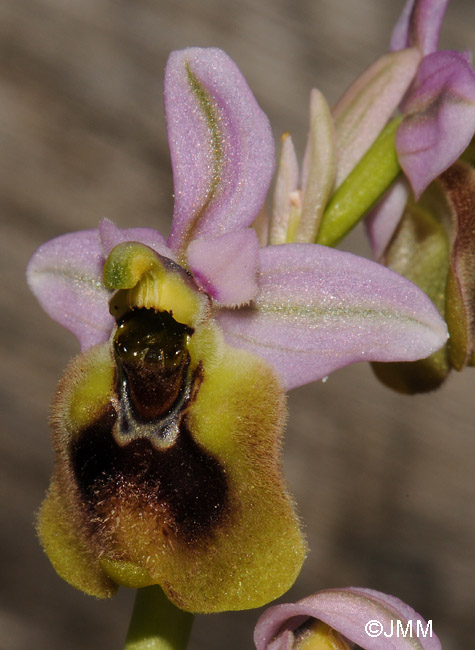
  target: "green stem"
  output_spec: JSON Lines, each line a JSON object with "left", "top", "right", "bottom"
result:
{"left": 124, "top": 586, "right": 194, "bottom": 650}
{"left": 316, "top": 116, "right": 403, "bottom": 247}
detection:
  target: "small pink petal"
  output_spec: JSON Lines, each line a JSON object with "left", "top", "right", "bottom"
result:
{"left": 265, "top": 629, "right": 296, "bottom": 650}
{"left": 391, "top": 0, "right": 449, "bottom": 57}
{"left": 165, "top": 48, "right": 274, "bottom": 253}
{"left": 397, "top": 50, "right": 475, "bottom": 198}
{"left": 255, "top": 587, "right": 441, "bottom": 650}
{"left": 297, "top": 89, "right": 336, "bottom": 243}
{"left": 216, "top": 243, "right": 448, "bottom": 390}
{"left": 270, "top": 134, "right": 300, "bottom": 245}
{"left": 365, "top": 179, "right": 410, "bottom": 260}
{"left": 99, "top": 218, "right": 175, "bottom": 260}
{"left": 187, "top": 229, "right": 259, "bottom": 307}
{"left": 99, "top": 218, "right": 126, "bottom": 256}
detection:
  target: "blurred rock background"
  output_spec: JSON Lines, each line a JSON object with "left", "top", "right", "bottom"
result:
{"left": 1, "top": 0, "right": 474, "bottom": 649}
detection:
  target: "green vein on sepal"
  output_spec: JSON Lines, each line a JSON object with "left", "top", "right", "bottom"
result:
{"left": 256, "top": 302, "right": 427, "bottom": 327}
{"left": 184, "top": 61, "right": 223, "bottom": 245}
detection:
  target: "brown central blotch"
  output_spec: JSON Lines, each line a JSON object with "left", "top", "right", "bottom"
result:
{"left": 70, "top": 406, "right": 228, "bottom": 542}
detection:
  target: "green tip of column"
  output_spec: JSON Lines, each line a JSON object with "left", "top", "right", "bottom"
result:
{"left": 103, "top": 242, "right": 160, "bottom": 291}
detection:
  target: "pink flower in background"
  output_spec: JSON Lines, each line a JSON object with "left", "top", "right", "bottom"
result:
{"left": 254, "top": 587, "right": 441, "bottom": 650}
{"left": 368, "top": 0, "right": 475, "bottom": 258}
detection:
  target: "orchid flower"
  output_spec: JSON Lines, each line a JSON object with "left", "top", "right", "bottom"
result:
{"left": 254, "top": 587, "right": 440, "bottom": 650}
{"left": 367, "top": 0, "right": 475, "bottom": 258}
{"left": 364, "top": 0, "right": 475, "bottom": 392}
{"left": 271, "top": 48, "right": 421, "bottom": 247}
{"left": 27, "top": 47, "right": 447, "bottom": 614}
{"left": 280, "top": 0, "right": 475, "bottom": 254}
{"left": 392, "top": 0, "right": 475, "bottom": 197}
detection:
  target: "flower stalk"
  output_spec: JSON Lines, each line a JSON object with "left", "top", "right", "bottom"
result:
{"left": 124, "top": 586, "right": 193, "bottom": 650}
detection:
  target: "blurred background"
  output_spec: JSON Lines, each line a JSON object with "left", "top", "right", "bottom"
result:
{"left": 1, "top": 0, "right": 474, "bottom": 648}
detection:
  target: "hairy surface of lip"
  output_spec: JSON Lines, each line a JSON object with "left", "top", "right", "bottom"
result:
{"left": 70, "top": 406, "right": 229, "bottom": 544}
{"left": 70, "top": 306, "right": 229, "bottom": 545}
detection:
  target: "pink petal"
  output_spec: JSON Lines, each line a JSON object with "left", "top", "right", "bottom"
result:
{"left": 270, "top": 134, "right": 300, "bottom": 245}
{"left": 390, "top": 0, "right": 449, "bottom": 56}
{"left": 165, "top": 48, "right": 274, "bottom": 254}
{"left": 27, "top": 230, "right": 114, "bottom": 350}
{"left": 27, "top": 223, "right": 175, "bottom": 349}
{"left": 297, "top": 89, "right": 336, "bottom": 243}
{"left": 365, "top": 179, "right": 410, "bottom": 259}
{"left": 333, "top": 48, "right": 421, "bottom": 186}
{"left": 254, "top": 587, "right": 441, "bottom": 650}
{"left": 99, "top": 218, "right": 128, "bottom": 256}
{"left": 99, "top": 218, "right": 175, "bottom": 260}
{"left": 187, "top": 229, "right": 259, "bottom": 307}
{"left": 216, "top": 244, "right": 448, "bottom": 390}
{"left": 397, "top": 50, "right": 475, "bottom": 198}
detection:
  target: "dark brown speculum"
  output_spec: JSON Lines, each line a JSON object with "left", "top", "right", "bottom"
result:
{"left": 69, "top": 307, "right": 229, "bottom": 545}
{"left": 70, "top": 406, "right": 229, "bottom": 542}
{"left": 114, "top": 309, "right": 193, "bottom": 420}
